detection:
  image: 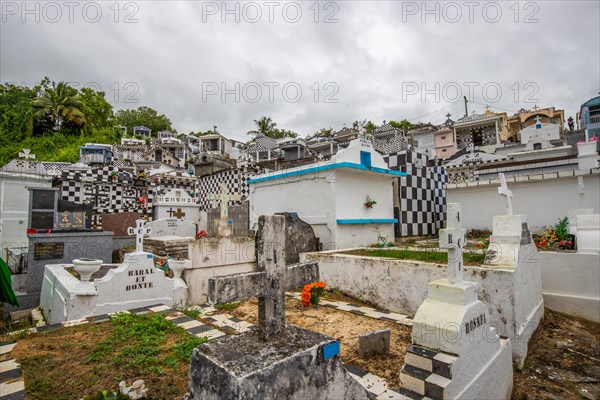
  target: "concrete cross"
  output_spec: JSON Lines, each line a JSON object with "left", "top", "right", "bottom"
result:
{"left": 207, "top": 183, "right": 241, "bottom": 221}
{"left": 208, "top": 215, "right": 319, "bottom": 341}
{"left": 532, "top": 105, "right": 539, "bottom": 111}
{"left": 497, "top": 173, "right": 514, "bottom": 215}
{"left": 19, "top": 148, "right": 35, "bottom": 160}
{"left": 578, "top": 176, "right": 585, "bottom": 208}
{"left": 128, "top": 219, "right": 152, "bottom": 253}
{"left": 439, "top": 203, "right": 466, "bottom": 284}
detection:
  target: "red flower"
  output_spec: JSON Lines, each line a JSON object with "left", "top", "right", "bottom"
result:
{"left": 567, "top": 241, "right": 572, "bottom": 245}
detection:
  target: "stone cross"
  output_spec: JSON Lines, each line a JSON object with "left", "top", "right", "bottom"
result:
{"left": 128, "top": 219, "right": 152, "bottom": 253}
{"left": 19, "top": 148, "right": 35, "bottom": 160}
{"left": 207, "top": 215, "right": 319, "bottom": 340}
{"left": 497, "top": 173, "right": 513, "bottom": 216}
{"left": 207, "top": 183, "right": 242, "bottom": 222}
{"left": 439, "top": 203, "right": 466, "bottom": 284}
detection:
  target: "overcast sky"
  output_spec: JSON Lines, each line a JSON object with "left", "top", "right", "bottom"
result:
{"left": 2, "top": 0, "right": 599, "bottom": 141}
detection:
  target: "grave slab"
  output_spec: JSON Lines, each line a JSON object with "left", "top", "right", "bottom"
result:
{"left": 187, "top": 215, "right": 367, "bottom": 399}
{"left": 40, "top": 220, "right": 187, "bottom": 324}
{"left": 358, "top": 328, "right": 390, "bottom": 358}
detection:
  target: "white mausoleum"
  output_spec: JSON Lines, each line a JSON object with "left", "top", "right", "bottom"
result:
{"left": 153, "top": 188, "right": 201, "bottom": 221}
{"left": 248, "top": 136, "right": 406, "bottom": 249}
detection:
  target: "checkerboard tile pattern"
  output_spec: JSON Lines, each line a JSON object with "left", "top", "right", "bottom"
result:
{"left": 0, "top": 342, "right": 24, "bottom": 400}
{"left": 398, "top": 344, "right": 458, "bottom": 400}
{"left": 384, "top": 151, "right": 448, "bottom": 238}
{"left": 199, "top": 166, "right": 262, "bottom": 210}
{"left": 58, "top": 166, "right": 200, "bottom": 227}
{"left": 285, "top": 293, "right": 413, "bottom": 326}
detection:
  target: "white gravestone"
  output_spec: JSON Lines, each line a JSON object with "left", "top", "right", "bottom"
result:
{"left": 576, "top": 213, "right": 600, "bottom": 254}
{"left": 484, "top": 175, "right": 544, "bottom": 367}
{"left": 569, "top": 177, "right": 594, "bottom": 236}
{"left": 146, "top": 218, "right": 197, "bottom": 238}
{"left": 439, "top": 203, "right": 466, "bottom": 284}
{"left": 401, "top": 203, "right": 513, "bottom": 399}
{"left": 207, "top": 183, "right": 242, "bottom": 237}
{"left": 40, "top": 219, "right": 187, "bottom": 324}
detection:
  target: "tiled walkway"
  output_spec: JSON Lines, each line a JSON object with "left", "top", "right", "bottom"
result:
{"left": 0, "top": 298, "right": 415, "bottom": 399}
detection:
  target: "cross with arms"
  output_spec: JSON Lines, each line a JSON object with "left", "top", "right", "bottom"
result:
{"left": 207, "top": 215, "right": 319, "bottom": 340}
{"left": 439, "top": 203, "right": 466, "bottom": 284}
{"left": 207, "top": 183, "right": 242, "bottom": 221}
{"left": 497, "top": 173, "right": 514, "bottom": 215}
{"left": 128, "top": 219, "right": 152, "bottom": 252}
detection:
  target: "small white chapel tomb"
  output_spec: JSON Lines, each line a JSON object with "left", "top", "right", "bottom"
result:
{"left": 249, "top": 135, "right": 406, "bottom": 249}
{"left": 400, "top": 203, "right": 513, "bottom": 399}
{"left": 483, "top": 173, "right": 544, "bottom": 367}
{"left": 153, "top": 188, "right": 201, "bottom": 221}
{"left": 40, "top": 220, "right": 188, "bottom": 324}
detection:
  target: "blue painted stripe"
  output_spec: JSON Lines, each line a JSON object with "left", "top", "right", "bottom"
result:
{"left": 323, "top": 341, "right": 340, "bottom": 360}
{"left": 247, "top": 162, "right": 407, "bottom": 184}
{"left": 336, "top": 219, "right": 398, "bottom": 225}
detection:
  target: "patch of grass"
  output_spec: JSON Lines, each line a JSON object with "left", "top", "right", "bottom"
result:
{"left": 174, "top": 306, "right": 201, "bottom": 319}
{"left": 87, "top": 312, "right": 194, "bottom": 374}
{"left": 215, "top": 301, "right": 242, "bottom": 312}
{"left": 341, "top": 248, "right": 485, "bottom": 265}
{"left": 166, "top": 335, "right": 207, "bottom": 367}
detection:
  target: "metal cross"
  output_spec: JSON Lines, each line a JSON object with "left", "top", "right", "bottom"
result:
{"left": 498, "top": 173, "right": 514, "bottom": 216}
{"left": 439, "top": 203, "right": 466, "bottom": 284}
{"left": 128, "top": 219, "right": 152, "bottom": 253}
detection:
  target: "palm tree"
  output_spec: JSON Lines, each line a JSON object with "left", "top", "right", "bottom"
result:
{"left": 32, "top": 82, "right": 86, "bottom": 131}
{"left": 248, "top": 116, "right": 277, "bottom": 137}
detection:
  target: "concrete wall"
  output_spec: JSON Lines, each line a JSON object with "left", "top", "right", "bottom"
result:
{"left": 186, "top": 237, "right": 256, "bottom": 304}
{"left": 539, "top": 252, "right": 600, "bottom": 322}
{"left": 447, "top": 170, "right": 600, "bottom": 231}
{"left": 0, "top": 173, "right": 52, "bottom": 261}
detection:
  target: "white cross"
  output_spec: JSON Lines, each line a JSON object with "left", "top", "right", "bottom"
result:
{"left": 534, "top": 115, "right": 542, "bottom": 127}
{"left": 207, "top": 183, "right": 241, "bottom": 221}
{"left": 498, "top": 173, "right": 513, "bottom": 215}
{"left": 128, "top": 219, "right": 152, "bottom": 253}
{"left": 578, "top": 176, "right": 585, "bottom": 208}
{"left": 19, "top": 149, "right": 35, "bottom": 160}
{"left": 439, "top": 203, "right": 466, "bottom": 284}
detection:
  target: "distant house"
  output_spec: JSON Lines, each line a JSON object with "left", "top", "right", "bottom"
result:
{"left": 133, "top": 126, "right": 152, "bottom": 137}
{"left": 578, "top": 95, "right": 600, "bottom": 138}
{"left": 408, "top": 123, "right": 437, "bottom": 158}
{"left": 452, "top": 111, "right": 508, "bottom": 153}
{"left": 507, "top": 106, "right": 565, "bottom": 142}
{"left": 79, "top": 144, "right": 114, "bottom": 165}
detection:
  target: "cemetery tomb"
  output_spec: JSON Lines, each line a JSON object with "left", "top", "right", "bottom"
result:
{"left": 483, "top": 173, "right": 544, "bottom": 367}
{"left": 400, "top": 203, "right": 513, "bottom": 399}
{"left": 153, "top": 188, "right": 201, "bottom": 221}
{"left": 40, "top": 220, "right": 188, "bottom": 324}
{"left": 187, "top": 215, "right": 369, "bottom": 399}
{"left": 302, "top": 175, "right": 543, "bottom": 368}
{"left": 249, "top": 136, "right": 406, "bottom": 249}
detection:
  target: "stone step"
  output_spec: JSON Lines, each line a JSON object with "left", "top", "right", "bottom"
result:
{"left": 405, "top": 344, "right": 457, "bottom": 379}
{"left": 400, "top": 364, "right": 451, "bottom": 400}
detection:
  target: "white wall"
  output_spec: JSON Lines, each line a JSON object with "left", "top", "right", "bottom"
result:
{"left": 539, "top": 252, "right": 600, "bottom": 322}
{"left": 447, "top": 170, "right": 600, "bottom": 231}
{"left": 250, "top": 175, "right": 334, "bottom": 245}
{"left": 0, "top": 173, "right": 53, "bottom": 261}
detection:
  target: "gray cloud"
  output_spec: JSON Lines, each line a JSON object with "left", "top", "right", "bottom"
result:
{"left": 1, "top": 0, "right": 598, "bottom": 141}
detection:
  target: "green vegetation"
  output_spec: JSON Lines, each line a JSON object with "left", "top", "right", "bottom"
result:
{"left": 215, "top": 301, "right": 242, "bottom": 311}
{"left": 88, "top": 312, "right": 206, "bottom": 375}
{"left": 341, "top": 248, "right": 486, "bottom": 265}
{"left": 0, "top": 78, "right": 173, "bottom": 165}
{"left": 247, "top": 116, "right": 298, "bottom": 139}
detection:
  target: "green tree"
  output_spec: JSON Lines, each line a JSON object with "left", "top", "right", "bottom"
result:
{"left": 389, "top": 119, "right": 414, "bottom": 130}
{"left": 364, "top": 121, "right": 378, "bottom": 133}
{"left": 114, "top": 106, "right": 173, "bottom": 136}
{"left": 78, "top": 87, "right": 114, "bottom": 132}
{"left": 247, "top": 117, "right": 297, "bottom": 139}
{"left": 315, "top": 128, "right": 333, "bottom": 137}
{"left": 0, "top": 82, "right": 38, "bottom": 143}
{"left": 32, "top": 81, "right": 86, "bottom": 132}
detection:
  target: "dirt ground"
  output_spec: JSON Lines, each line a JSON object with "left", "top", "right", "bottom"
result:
{"left": 3, "top": 293, "right": 599, "bottom": 399}
{"left": 228, "top": 296, "right": 412, "bottom": 387}
{"left": 228, "top": 295, "right": 600, "bottom": 398}
{"left": 511, "top": 310, "right": 600, "bottom": 400}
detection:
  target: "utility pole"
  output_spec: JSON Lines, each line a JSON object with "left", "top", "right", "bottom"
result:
{"left": 463, "top": 96, "right": 469, "bottom": 118}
